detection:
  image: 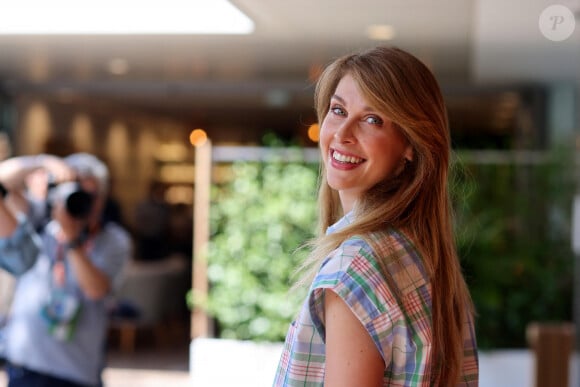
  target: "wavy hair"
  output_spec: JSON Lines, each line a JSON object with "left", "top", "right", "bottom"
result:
{"left": 300, "top": 46, "right": 473, "bottom": 385}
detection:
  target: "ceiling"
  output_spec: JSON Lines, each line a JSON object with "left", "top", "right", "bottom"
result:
{"left": 0, "top": 0, "right": 578, "bottom": 138}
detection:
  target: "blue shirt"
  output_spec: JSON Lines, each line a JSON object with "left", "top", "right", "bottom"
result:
{"left": 0, "top": 215, "right": 40, "bottom": 275}
{"left": 3, "top": 219, "right": 131, "bottom": 385}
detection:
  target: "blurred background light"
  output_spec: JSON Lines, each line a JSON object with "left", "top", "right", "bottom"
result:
{"left": 107, "top": 58, "right": 130, "bottom": 75}
{"left": 0, "top": 0, "right": 255, "bottom": 35}
{"left": 366, "top": 24, "right": 396, "bottom": 40}
{"left": 155, "top": 142, "right": 189, "bottom": 162}
{"left": 307, "top": 123, "right": 319, "bottom": 143}
{"left": 190, "top": 129, "right": 208, "bottom": 147}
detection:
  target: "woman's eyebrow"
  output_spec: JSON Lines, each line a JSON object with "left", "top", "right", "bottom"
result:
{"left": 330, "top": 94, "right": 345, "bottom": 104}
{"left": 331, "top": 94, "right": 377, "bottom": 113}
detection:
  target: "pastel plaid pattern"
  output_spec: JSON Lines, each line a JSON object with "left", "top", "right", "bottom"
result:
{"left": 273, "top": 215, "right": 479, "bottom": 386}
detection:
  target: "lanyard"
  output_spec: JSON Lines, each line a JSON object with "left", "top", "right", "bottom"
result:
{"left": 52, "top": 242, "right": 67, "bottom": 288}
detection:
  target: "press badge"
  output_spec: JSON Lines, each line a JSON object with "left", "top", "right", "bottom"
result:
{"left": 41, "top": 288, "right": 81, "bottom": 341}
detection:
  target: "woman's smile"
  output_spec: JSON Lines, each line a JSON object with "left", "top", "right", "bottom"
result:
{"left": 330, "top": 149, "right": 365, "bottom": 167}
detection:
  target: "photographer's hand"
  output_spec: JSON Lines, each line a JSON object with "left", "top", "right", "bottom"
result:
{"left": 54, "top": 200, "right": 87, "bottom": 245}
{"left": 54, "top": 202, "right": 111, "bottom": 300}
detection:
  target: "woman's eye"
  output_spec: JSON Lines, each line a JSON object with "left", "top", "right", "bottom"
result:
{"left": 365, "top": 116, "right": 383, "bottom": 125}
{"left": 330, "top": 106, "right": 346, "bottom": 116}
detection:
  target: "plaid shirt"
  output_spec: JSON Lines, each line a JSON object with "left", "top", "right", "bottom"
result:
{"left": 273, "top": 214, "right": 479, "bottom": 386}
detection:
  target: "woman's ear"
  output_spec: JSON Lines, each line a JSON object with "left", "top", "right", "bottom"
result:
{"left": 403, "top": 144, "right": 414, "bottom": 163}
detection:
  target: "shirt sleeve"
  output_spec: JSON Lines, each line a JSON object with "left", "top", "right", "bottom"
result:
{"left": 307, "top": 234, "right": 430, "bottom": 370}
{"left": 308, "top": 239, "right": 394, "bottom": 350}
{"left": 91, "top": 223, "right": 132, "bottom": 292}
{"left": 0, "top": 215, "right": 40, "bottom": 275}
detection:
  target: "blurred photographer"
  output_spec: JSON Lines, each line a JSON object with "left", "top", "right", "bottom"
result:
{"left": 0, "top": 153, "right": 131, "bottom": 387}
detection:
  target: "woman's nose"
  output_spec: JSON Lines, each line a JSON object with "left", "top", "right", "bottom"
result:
{"left": 334, "top": 120, "right": 356, "bottom": 143}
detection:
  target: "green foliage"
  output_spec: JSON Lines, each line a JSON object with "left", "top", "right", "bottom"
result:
{"left": 453, "top": 152, "right": 575, "bottom": 348}
{"left": 202, "top": 160, "right": 318, "bottom": 341}
{"left": 194, "top": 147, "right": 575, "bottom": 348}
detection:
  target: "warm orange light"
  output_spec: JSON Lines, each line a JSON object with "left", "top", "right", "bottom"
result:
{"left": 307, "top": 123, "right": 320, "bottom": 143}
{"left": 308, "top": 63, "right": 325, "bottom": 83}
{"left": 189, "top": 129, "right": 208, "bottom": 147}
{"left": 366, "top": 24, "right": 396, "bottom": 41}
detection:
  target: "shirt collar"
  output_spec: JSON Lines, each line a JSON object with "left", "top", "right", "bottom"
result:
{"left": 325, "top": 210, "right": 354, "bottom": 235}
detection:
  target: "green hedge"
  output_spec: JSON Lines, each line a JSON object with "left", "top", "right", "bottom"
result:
{"left": 454, "top": 154, "right": 575, "bottom": 348}
{"left": 191, "top": 150, "right": 575, "bottom": 348}
{"left": 202, "top": 161, "right": 317, "bottom": 341}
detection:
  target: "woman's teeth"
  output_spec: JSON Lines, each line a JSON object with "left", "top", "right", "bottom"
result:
{"left": 332, "top": 151, "right": 363, "bottom": 164}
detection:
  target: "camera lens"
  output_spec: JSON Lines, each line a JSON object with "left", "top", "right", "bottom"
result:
{"left": 65, "top": 190, "right": 94, "bottom": 219}
{"left": 49, "top": 182, "right": 94, "bottom": 220}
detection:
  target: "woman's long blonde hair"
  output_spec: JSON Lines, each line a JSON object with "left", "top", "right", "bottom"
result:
{"left": 301, "top": 46, "right": 473, "bottom": 385}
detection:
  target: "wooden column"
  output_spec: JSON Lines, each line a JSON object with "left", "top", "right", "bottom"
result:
{"left": 527, "top": 322, "right": 575, "bottom": 387}
{"left": 191, "top": 140, "right": 211, "bottom": 339}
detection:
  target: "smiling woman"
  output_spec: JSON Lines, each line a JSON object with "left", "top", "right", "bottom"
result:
{"left": 273, "top": 46, "right": 479, "bottom": 387}
{"left": 0, "top": 0, "right": 254, "bottom": 35}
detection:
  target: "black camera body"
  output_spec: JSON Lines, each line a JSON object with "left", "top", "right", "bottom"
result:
{"left": 46, "top": 180, "right": 94, "bottom": 220}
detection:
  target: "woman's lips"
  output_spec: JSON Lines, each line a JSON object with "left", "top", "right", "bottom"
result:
{"left": 331, "top": 149, "right": 364, "bottom": 164}
{"left": 330, "top": 149, "right": 365, "bottom": 170}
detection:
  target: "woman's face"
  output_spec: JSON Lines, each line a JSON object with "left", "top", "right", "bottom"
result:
{"left": 319, "top": 74, "right": 413, "bottom": 212}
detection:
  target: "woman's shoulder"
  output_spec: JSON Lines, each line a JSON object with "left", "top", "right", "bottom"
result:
{"left": 315, "top": 228, "right": 427, "bottom": 296}
{"left": 339, "top": 228, "right": 420, "bottom": 266}
{"left": 316, "top": 234, "right": 374, "bottom": 277}
{"left": 314, "top": 231, "right": 388, "bottom": 283}
{"left": 363, "top": 228, "right": 429, "bottom": 297}
{"left": 309, "top": 229, "right": 422, "bottom": 324}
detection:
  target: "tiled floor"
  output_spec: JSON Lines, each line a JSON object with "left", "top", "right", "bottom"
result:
{"left": 102, "top": 368, "right": 190, "bottom": 387}
{"left": 103, "top": 345, "right": 191, "bottom": 387}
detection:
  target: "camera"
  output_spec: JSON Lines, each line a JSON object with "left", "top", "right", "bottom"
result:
{"left": 47, "top": 180, "right": 94, "bottom": 220}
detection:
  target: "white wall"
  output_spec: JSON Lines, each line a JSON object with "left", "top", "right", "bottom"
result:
{"left": 190, "top": 339, "right": 580, "bottom": 387}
